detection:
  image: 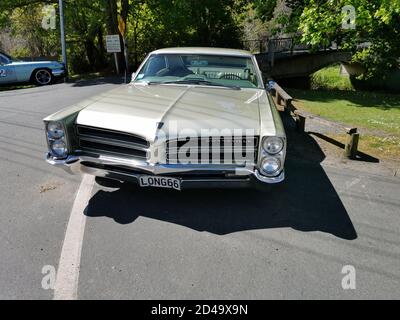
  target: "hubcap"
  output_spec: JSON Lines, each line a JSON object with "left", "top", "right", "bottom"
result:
{"left": 35, "top": 70, "right": 51, "bottom": 85}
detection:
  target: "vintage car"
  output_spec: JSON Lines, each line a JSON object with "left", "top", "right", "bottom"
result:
{"left": 44, "top": 47, "right": 286, "bottom": 190}
{"left": 0, "top": 52, "right": 65, "bottom": 86}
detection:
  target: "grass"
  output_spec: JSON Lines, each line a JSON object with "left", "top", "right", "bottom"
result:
{"left": 332, "top": 134, "right": 400, "bottom": 161}
{"left": 289, "top": 89, "right": 400, "bottom": 136}
{"left": 287, "top": 88, "right": 400, "bottom": 160}
{"left": 311, "top": 65, "right": 354, "bottom": 91}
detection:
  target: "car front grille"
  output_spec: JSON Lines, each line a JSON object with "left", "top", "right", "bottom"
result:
{"left": 166, "top": 136, "right": 259, "bottom": 164}
{"left": 76, "top": 125, "right": 149, "bottom": 159}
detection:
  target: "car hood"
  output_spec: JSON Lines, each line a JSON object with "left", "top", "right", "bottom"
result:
{"left": 76, "top": 83, "right": 267, "bottom": 142}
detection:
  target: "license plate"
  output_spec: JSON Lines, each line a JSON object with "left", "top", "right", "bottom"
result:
{"left": 139, "top": 175, "right": 181, "bottom": 191}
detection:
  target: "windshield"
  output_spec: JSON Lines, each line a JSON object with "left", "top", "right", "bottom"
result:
{"left": 134, "top": 54, "right": 261, "bottom": 89}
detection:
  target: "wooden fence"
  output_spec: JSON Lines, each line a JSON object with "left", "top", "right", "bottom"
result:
{"left": 269, "top": 82, "right": 360, "bottom": 159}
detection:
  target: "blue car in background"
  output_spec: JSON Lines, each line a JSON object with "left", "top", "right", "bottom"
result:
{"left": 0, "top": 52, "right": 65, "bottom": 86}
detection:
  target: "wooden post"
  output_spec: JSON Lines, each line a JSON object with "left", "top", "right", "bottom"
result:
{"left": 270, "top": 87, "right": 276, "bottom": 99}
{"left": 345, "top": 132, "right": 359, "bottom": 159}
{"left": 286, "top": 99, "right": 293, "bottom": 114}
{"left": 273, "top": 90, "right": 278, "bottom": 105}
{"left": 296, "top": 114, "right": 306, "bottom": 133}
{"left": 276, "top": 94, "right": 282, "bottom": 106}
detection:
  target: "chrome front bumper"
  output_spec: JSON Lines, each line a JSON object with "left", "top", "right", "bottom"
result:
{"left": 46, "top": 153, "right": 285, "bottom": 189}
{"left": 51, "top": 68, "right": 65, "bottom": 77}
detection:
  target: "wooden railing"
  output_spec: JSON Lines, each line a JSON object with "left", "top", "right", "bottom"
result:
{"left": 269, "top": 82, "right": 294, "bottom": 112}
{"left": 242, "top": 37, "right": 328, "bottom": 54}
{"left": 269, "top": 82, "right": 360, "bottom": 159}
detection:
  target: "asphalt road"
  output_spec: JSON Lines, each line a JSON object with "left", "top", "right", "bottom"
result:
{"left": 0, "top": 79, "right": 399, "bottom": 300}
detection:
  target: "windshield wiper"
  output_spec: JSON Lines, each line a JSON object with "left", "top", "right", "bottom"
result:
{"left": 148, "top": 79, "right": 241, "bottom": 90}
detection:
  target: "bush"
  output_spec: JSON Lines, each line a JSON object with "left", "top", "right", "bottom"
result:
{"left": 310, "top": 64, "right": 400, "bottom": 93}
{"left": 350, "top": 69, "right": 400, "bottom": 93}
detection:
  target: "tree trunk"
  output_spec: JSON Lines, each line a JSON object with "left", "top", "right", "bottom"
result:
{"left": 105, "top": 0, "right": 127, "bottom": 74}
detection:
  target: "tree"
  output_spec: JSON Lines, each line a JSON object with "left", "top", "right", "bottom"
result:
{"left": 298, "top": 0, "right": 400, "bottom": 78}
{"left": 252, "top": 0, "right": 278, "bottom": 22}
{"left": 0, "top": 0, "right": 246, "bottom": 74}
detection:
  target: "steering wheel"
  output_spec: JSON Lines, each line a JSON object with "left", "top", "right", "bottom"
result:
{"left": 156, "top": 67, "right": 194, "bottom": 77}
{"left": 155, "top": 68, "right": 171, "bottom": 76}
{"left": 218, "top": 73, "right": 242, "bottom": 80}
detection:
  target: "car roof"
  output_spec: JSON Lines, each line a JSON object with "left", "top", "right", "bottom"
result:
{"left": 150, "top": 47, "right": 253, "bottom": 57}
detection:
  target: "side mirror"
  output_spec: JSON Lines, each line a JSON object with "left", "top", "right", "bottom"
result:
{"left": 131, "top": 72, "right": 136, "bottom": 82}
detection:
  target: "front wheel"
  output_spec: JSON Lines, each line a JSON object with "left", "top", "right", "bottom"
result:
{"left": 33, "top": 69, "right": 53, "bottom": 86}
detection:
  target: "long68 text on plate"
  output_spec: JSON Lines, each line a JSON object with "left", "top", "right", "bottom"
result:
{"left": 139, "top": 176, "right": 181, "bottom": 191}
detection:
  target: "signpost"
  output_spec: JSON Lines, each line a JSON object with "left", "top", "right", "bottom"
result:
{"left": 106, "top": 18, "right": 129, "bottom": 82}
{"left": 59, "top": 0, "right": 68, "bottom": 81}
{"left": 118, "top": 17, "right": 129, "bottom": 83}
{"left": 106, "top": 35, "right": 122, "bottom": 75}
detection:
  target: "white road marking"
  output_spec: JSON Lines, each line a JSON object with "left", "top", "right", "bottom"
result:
{"left": 54, "top": 174, "right": 95, "bottom": 300}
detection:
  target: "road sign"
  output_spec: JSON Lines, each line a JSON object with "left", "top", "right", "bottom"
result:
{"left": 118, "top": 16, "right": 126, "bottom": 37}
{"left": 106, "top": 35, "right": 121, "bottom": 53}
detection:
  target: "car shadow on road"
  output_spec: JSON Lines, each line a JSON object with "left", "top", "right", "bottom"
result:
{"left": 85, "top": 113, "right": 358, "bottom": 240}
{"left": 70, "top": 76, "right": 126, "bottom": 87}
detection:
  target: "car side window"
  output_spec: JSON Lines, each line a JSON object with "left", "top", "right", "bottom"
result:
{"left": 0, "top": 55, "right": 9, "bottom": 65}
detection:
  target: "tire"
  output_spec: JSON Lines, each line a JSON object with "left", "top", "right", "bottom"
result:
{"left": 32, "top": 69, "right": 53, "bottom": 86}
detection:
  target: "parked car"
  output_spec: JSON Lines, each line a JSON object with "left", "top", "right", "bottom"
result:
{"left": 44, "top": 47, "right": 286, "bottom": 190}
{"left": 0, "top": 52, "right": 65, "bottom": 86}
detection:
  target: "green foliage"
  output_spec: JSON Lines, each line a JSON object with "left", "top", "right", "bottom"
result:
{"left": 252, "top": 0, "right": 277, "bottom": 22}
{"left": 237, "top": 3, "right": 270, "bottom": 52}
{"left": 0, "top": 9, "right": 9, "bottom": 27}
{"left": 9, "top": 5, "right": 60, "bottom": 57}
{"left": 298, "top": 0, "right": 400, "bottom": 79}
{"left": 0, "top": 0, "right": 245, "bottom": 73}
{"left": 1, "top": 0, "right": 398, "bottom": 81}
{"left": 350, "top": 69, "right": 400, "bottom": 93}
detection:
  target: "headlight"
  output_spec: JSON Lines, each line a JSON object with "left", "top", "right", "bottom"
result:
{"left": 47, "top": 122, "right": 64, "bottom": 139}
{"left": 263, "top": 136, "right": 284, "bottom": 155}
{"left": 261, "top": 157, "right": 281, "bottom": 175}
{"left": 46, "top": 121, "right": 68, "bottom": 159}
{"left": 50, "top": 139, "right": 67, "bottom": 158}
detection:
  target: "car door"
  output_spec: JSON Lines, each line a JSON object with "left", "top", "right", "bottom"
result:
{"left": 0, "top": 55, "right": 17, "bottom": 84}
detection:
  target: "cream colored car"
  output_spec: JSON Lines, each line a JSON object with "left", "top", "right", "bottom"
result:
{"left": 44, "top": 48, "right": 286, "bottom": 190}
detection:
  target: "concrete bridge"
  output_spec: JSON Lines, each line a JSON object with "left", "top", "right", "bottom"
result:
{"left": 256, "top": 51, "right": 352, "bottom": 79}
{"left": 244, "top": 38, "right": 352, "bottom": 79}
